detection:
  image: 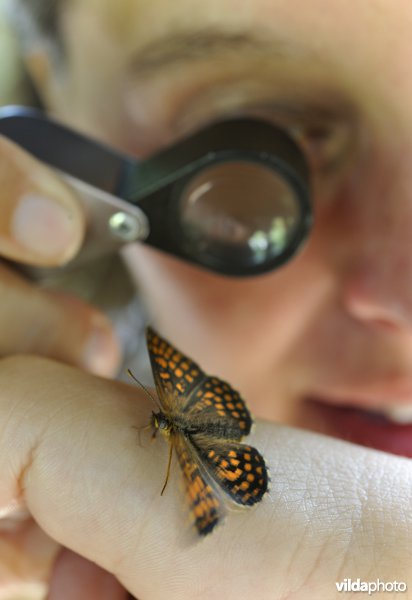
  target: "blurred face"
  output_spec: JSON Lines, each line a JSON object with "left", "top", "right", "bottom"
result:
{"left": 30, "top": 0, "right": 412, "bottom": 456}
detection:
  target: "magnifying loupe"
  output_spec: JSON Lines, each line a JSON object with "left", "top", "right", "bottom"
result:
{"left": 0, "top": 109, "right": 312, "bottom": 277}
{"left": 123, "top": 117, "right": 312, "bottom": 276}
{"left": 178, "top": 160, "right": 303, "bottom": 272}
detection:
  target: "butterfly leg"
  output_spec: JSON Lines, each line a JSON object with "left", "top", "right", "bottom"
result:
{"left": 131, "top": 423, "right": 155, "bottom": 447}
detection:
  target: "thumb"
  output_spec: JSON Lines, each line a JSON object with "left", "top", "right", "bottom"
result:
{"left": 0, "top": 136, "right": 84, "bottom": 266}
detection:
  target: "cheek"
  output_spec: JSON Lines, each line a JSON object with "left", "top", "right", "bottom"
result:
{"left": 123, "top": 242, "right": 334, "bottom": 380}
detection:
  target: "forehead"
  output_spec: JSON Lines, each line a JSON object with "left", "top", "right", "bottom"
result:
{"left": 65, "top": 0, "right": 412, "bottom": 132}
{"left": 68, "top": 0, "right": 410, "bottom": 78}
{"left": 72, "top": 0, "right": 404, "bottom": 46}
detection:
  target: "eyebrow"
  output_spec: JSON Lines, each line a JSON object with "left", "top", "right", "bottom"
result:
{"left": 129, "top": 28, "right": 308, "bottom": 76}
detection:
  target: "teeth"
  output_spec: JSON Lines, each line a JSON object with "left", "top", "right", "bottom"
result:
{"left": 381, "top": 405, "right": 412, "bottom": 424}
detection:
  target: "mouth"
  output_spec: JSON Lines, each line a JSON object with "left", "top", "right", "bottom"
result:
{"left": 302, "top": 397, "right": 412, "bottom": 458}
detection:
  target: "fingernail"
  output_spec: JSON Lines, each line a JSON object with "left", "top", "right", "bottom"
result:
{"left": 82, "top": 321, "right": 121, "bottom": 377}
{"left": 11, "top": 193, "right": 79, "bottom": 259}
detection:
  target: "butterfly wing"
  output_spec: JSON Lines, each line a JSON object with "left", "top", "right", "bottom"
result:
{"left": 182, "top": 375, "right": 252, "bottom": 439}
{"left": 190, "top": 434, "right": 269, "bottom": 506}
{"left": 147, "top": 327, "right": 267, "bottom": 534}
{"left": 146, "top": 327, "right": 205, "bottom": 413}
{"left": 172, "top": 430, "right": 226, "bottom": 536}
{"left": 147, "top": 327, "right": 252, "bottom": 438}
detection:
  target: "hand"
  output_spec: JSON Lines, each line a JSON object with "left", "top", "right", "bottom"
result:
{"left": 0, "top": 355, "right": 410, "bottom": 600}
{"left": 0, "top": 136, "right": 122, "bottom": 598}
{"left": 0, "top": 135, "right": 121, "bottom": 374}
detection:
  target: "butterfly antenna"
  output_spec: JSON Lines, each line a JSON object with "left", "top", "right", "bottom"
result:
{"left": 161, "top": 441, "right": 174, "bottom": 495}
{"left": 127, "top": 369, "right": 160, "bottom": 410}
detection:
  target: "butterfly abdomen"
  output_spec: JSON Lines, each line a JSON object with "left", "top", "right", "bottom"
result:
{"left": 175, "top": 416, "right": 245, "bottom": 440}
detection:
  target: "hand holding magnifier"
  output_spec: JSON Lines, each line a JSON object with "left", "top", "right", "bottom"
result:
{"left": 0, "top": 107, "right": 312, "bottom": 277}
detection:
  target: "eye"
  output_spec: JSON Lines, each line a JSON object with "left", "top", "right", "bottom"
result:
{"left": 174, "top": 106, "right": 354, "bottom": 176}
{"left": 288, "top": 119, "right": 353, "bottom": 174}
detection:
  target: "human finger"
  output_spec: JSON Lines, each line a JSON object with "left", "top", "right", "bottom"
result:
{"left": 47, "top": 549, "right": 128, "bottom": 600}
{"left": 0, "top": 517, "right": 126, "bottom": 600}
{"left": 0, "top": 514, "right": 59, "bottom": 599}
{"left": 0, "top": 136, "right": 84, "bottom": 266}
{"left": 0, "top": 355, "right": 410, "bottom": 600}
{"left": 0, "top": 263, "right": 121, "bottom": 376}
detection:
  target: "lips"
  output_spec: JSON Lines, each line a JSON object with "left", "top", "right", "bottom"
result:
{"left": 302, "top": 397, "right": 412, "bottom": 458}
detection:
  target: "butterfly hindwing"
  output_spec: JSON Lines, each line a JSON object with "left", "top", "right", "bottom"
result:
{"left": 182, "top": 375, "right": 252, "bottom": 439}
{"left": 190, "top": 434, "right": 269, "bottom": 506}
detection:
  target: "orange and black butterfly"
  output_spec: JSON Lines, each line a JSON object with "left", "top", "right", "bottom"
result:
{"left": 144, "top": 326, "right": 269, "bottom": 536}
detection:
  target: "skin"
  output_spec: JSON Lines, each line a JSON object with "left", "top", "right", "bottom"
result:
{"left": 0, "top": 0, "right": 412, "bottom": 597}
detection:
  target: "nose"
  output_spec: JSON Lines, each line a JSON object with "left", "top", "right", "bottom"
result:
{"left": 343, "top": 253, "right": 412, "bottom": 331}
{"left": 337, "top": 151, "right": 412, "bottom": 331}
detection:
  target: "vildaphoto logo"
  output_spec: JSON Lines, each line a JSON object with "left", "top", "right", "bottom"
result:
{"left": 336, "top": 579, "right": 407, "bottom": 595}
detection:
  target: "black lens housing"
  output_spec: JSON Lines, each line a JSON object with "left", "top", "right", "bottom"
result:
{"left": 121, "top": 118, "right": 312, "bottom": 276}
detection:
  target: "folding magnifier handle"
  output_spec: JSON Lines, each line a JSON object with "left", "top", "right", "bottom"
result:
{"left": 0, "top": 106, "right": 312, "bottom": 277}
{"left": 0, "top": 106, "right": 149, "bottom": 281}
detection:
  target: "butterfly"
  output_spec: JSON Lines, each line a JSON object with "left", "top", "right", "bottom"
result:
{"left": 144, "top": 326, "right": 269, "bottom": 536}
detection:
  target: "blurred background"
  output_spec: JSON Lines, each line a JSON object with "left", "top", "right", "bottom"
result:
{"left": 0, "top": 0, "right": 31, "bottom": 106}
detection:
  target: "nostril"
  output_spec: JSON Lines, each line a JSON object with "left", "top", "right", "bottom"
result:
{"left": 363, "top": 317, "right": 401, "bottom": 332}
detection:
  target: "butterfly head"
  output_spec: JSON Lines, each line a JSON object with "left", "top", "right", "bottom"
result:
{"left": 151, "top": 411, "right": 172, "bottom": 438}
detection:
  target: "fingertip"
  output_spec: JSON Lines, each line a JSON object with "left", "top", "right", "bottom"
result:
{"left": 39, "top": 286, "right": 123, "bottom": 377}
{"left": 0, "top": 136, "right": 85, "bottom": 266}
{"left": 11, "top": 192, "right": 85, "bottom": 266}
{"left": 81, "top": 315, "right": 123, "bottom": 378}
{"left": 47, "top": 549, "right": 127, "bottom": 600}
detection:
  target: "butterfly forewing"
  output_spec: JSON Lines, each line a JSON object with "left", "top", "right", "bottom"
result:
{"left": 172, "top": 431, "right": 225, "bottom": 536}
{"left": 146, "top": 327, "right": 205, "bottom": 412}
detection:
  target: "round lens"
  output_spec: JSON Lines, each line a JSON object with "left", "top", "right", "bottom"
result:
{"left": 178, "top": 160, "right": 303, "bottom": 270}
